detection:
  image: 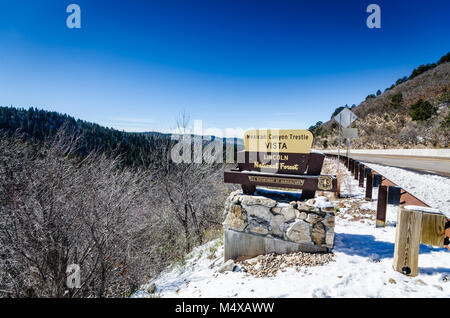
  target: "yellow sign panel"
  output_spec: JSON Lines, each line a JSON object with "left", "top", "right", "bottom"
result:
{"left": 244, "top": 129, "right": 313, "bottom": 154}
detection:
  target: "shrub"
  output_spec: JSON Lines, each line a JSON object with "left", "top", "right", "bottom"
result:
{"left": 389, "top": 92, "right": 403, "bottom": 109}
{"left": 437, "top": 90, "right": 450, "bottom": 103}
{"left": 441, "top": 113, "right": 450, "bottom": 129}
{"left": 331, "top": 106, "right": 348, "bottom": 119}
{"left": 395, "top": 76, "right": 408, "bottom": 86}
{"left": 438, "top": 52, "right": 450, "bottom": 65}
{"left": 308, "top": 121, "right": 323, "bottom": 137}
{"left": 409, "top": 63, "right": 436, "bottom": 80}
{"left": 409, "top": 99, "right": 436, "bottom": 121}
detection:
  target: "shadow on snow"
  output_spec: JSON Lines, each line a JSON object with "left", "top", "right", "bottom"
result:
{"left": 334, "top": 232, "right": 449, "bottom": 268}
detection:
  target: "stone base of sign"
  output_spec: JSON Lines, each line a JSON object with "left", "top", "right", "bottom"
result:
{"left": 223, "top": 189, "right": 335, "bottom": 261}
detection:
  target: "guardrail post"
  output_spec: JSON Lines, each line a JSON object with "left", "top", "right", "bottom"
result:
{"left": 354, "top": 161, "right": 359, "bottom": 180}
{"left": 359, "top": 164, "right": 365, "bottom": 187}
{"left": 364, "top": 167, "right": 371, "bottom": 178}
{"left": 393, "top": 206, "right": 422, "bottom": 277}
{"left": 373, "top": 174, "right": 382, "bottom": 187}
{"left": 376, "top": 185, "right": 387, "bottom": 227}
{"left": 387, "top": 186, "right": 402, "bottom": 206}
{"left": 365, "top": 171, "right": 373, "bottom": 201}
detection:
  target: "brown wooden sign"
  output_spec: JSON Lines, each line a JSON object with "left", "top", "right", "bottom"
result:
{"left": 244, "top": 129, "right": 313, "bottom": 154}
{"left": 236, "top": 151, "right": 325, "bottom": 175}
{"left": 224, "top": 129, "right": 337, "bottom": 199}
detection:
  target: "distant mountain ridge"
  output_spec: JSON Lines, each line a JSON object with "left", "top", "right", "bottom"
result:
{"left": 0, "top": 106, "right": 242, "bottom": 167}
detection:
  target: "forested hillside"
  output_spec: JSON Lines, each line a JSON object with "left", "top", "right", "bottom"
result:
{"left": 310, "top": 52, "right": 450, "bottom": 149}
{"left": 0, "top": 106, "right": 174, "bottom": 167}
{"left": 0, "top": 107, "right": 240, "bottom": 167}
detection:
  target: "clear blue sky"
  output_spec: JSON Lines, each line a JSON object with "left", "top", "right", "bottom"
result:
{"left": 0, "top": 0, "right": 449, "bottom": 135}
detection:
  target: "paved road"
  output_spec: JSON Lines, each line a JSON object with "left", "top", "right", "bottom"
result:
{"left": 340, "top": 153, "right": 450, "bottom": 177}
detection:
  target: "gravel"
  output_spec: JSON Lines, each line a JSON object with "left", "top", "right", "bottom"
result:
{"left": 238, "top": 251, "right": 335, "bottom": 278}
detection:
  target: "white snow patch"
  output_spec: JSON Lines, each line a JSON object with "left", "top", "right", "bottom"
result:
{"left": 362, "top": 162, "right": 450, "bottom": 218}
{"left": 133, "top": 160, "right": 450, "bottom": 298}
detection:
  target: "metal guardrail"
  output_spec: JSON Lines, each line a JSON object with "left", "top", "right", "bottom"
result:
{"left": 325, "top": 153, "right": 449, "bottom": 250}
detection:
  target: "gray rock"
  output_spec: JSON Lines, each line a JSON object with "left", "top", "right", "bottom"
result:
{"left": 280, "top": 206, "right": 297, "bottom": 221}
{"left": 285, "top": 220, "right": 312, "bottom": 243}
{"left": 296, "top": 211, "right": 308, "bottom": 220}
{"left": 325, "top": 228, "right": 335, "bottom": 247}
{"left": 306, "top": 213, "right": 322, "bottom": 224}
{"left": 322, "top": 206, "right": 335, "bottom": 213}
{"left": 242, "top": 205, "right": 273, "bottom": 222}
{"left": 270, "top": 215, "right": 285, "bottom": 237}
{"left": 271, "top": 207, "right": 282, "bottom": 214}
{"left": 217, "top": 259, "right": 235, "bottom": 273}
{"left": 323, "top": 214, "right": 335, "bottom": 227}
{"left": 296, "top": 201, "right": 320, "bottom": 213}
{"left": 223, "top": 204, "right": 247, "bottom": 231}
{"left": 146, "top": 283, "right": 156, "bottom": 294}
{"left": 232, "top": 264, "right": 242, "bottom": 272}
{"left": 312, "top": 222, "right": 325, "bottom": 245}
{"left": 232, "top": 195, "right": 241, "bottom": 204}
{"left": 246, "top": 219, "right": 269, "bottom": 235}
{"left": 240, "top": 196, "right": 277, "bottom": 208}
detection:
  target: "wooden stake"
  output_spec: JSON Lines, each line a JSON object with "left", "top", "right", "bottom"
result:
{"left": 393, "top": 206, "right": 423, "bottom": 277}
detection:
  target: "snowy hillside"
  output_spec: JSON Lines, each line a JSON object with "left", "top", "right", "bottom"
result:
{"left": 134, "top": 161, "right": 449, "bottom": 298}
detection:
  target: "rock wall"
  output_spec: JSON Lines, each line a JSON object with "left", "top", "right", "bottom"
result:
{"left": 223, "top": 190, "right": 335, "bottom": 260}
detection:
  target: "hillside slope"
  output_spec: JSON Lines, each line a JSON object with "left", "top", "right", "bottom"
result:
{"left": 313, "top": 57, "right": 450, "bottom": 149}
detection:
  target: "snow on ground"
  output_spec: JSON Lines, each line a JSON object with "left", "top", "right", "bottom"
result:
{"left": 361, "top": 162, "right": 450, "bottom": 218}
{"left": 133, "top": 160, "right": 449, "bottom": 298}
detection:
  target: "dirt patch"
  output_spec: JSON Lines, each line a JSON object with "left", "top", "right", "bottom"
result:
{"left": 335, "top": 200, "right": 376, "bottom": 223}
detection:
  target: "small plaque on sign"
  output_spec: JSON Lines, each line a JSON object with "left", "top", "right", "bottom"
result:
{"left": 244, "top": 129, "right": 313, "bottom": 154}
{"left": 343, "top": 128, "right": 358, "bottom": 139}
{"left": 318, "top": 176, "right": 333, "bottom": 191}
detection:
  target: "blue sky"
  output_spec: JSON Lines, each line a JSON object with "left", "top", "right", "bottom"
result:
{"left": 0, "top": 0, "right": 449, "bottom": 135}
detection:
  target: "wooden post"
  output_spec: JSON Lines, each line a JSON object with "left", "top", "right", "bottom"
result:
{"left": 354, "top": 162, "right": 359, "bottom": 180}
{"left": 301, "top": 190, "right": 315, "bottom": 200}
{"left": 376, "top": 185, "right": 387, "bottom": 227}
{"left": 241, "top": 184, "right": 256, "bottom": 195}
{"left": 421, "top": 212, "right": 446, "bottom": 247}
{"left": 349, "top": 159, "right": 353, "bottom": 172}
{"left": 393, "top": 206, "right": 423, "bottom": 277}
{"left": 365, "top": 172, "right": 373, "bottom": 201}
{"left": 373, "top": 174, "right": 382, "bottom": 187}
{"left": 358, "top": 164, "right": 365, "bottom": 187}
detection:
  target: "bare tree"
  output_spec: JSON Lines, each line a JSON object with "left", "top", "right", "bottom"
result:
{"left": 0, "top": 123, "right": 232, "bottom": 297}
{"left": 0, "top": 131, "right": 164, "bottom": 297}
